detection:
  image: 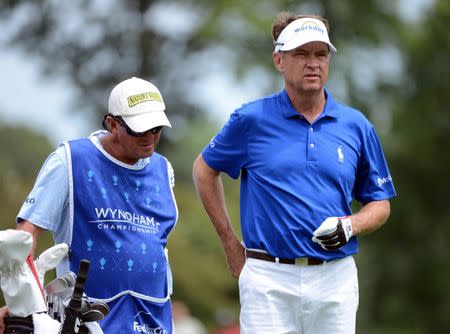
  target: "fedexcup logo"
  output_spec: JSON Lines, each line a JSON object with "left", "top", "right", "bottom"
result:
{"left": 133, "top": 322, "right": 167, "bottom": 333}
{"left": 128, "top": 92, "right": 162, "bottom": 107}
{"left": 133, "top": 312, "right": 168, "bottom": 333}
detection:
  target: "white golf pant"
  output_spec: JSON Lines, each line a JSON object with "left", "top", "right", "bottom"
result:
{"left": 239, "top": 256, "right": 358, "bottom": 334}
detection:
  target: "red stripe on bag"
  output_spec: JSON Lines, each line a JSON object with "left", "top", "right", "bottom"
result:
{"left": 26, "top": 254, "right": 45, "bottom": 301}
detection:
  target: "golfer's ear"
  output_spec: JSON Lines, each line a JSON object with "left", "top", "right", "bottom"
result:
{"left": 273, "top": 51, "right": 284, "bottom": 72}
{"left": 104, "top": 116, "right": 118, "bottom": 133}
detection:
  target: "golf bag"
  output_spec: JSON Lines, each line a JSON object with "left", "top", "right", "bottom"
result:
{"left": 0, "top": 230, "right": 108, "bottom": 334}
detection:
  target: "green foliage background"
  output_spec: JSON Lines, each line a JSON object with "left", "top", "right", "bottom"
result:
{"left": 1, "top": 0, "right": 449, "bottom": 332}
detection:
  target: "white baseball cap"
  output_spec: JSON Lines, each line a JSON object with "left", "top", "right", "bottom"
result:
{"left": 274, "top": 18, "right": 337, "bottom": 53}
{"left": 108, "top": 77, "right": 171, "bottom": 132}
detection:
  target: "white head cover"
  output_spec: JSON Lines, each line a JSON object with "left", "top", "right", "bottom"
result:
{"left": 34, "top": 243, "right": 69, "bottom": 286}
{"left": 274, "top": 17, "right": 337, "bottom": 53}
{"left": 0, "top": 229, "right": 47, "bottom": 316}
{"left": 108, "top": 77, "right": 172, "bottom": 133}
{"left": 0, "top": 230, "right": 32, "bottom": 267}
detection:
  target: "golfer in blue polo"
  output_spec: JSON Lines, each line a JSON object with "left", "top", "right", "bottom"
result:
{"left": 193, "top": 12, "right": 396, "bottom": 334}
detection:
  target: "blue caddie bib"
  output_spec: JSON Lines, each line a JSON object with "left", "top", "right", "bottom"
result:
{"left": 65, "top": 138, "right": 177, "bottom": 333}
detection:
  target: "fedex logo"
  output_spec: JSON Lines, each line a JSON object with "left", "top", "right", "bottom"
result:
{"left": 133, "top": 321, "right": 167, "bottom": 334}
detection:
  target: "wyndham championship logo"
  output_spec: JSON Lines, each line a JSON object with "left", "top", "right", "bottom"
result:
{"left": 89, "top": 207, "right": 160, "bottom": 234}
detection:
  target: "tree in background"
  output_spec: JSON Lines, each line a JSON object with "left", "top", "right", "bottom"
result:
{"left": 361, "top": 1, "right": 450, "bottom": 332}
{"left": 0, "top": 0, "right": 449, "bottom": 332}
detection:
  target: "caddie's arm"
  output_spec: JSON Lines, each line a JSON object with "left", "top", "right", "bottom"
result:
{"left": 16, "top": 220, "right": 45, "bottom": 259}
{"left": 350, "top": 199, "right": 390, "bottom": 236}
{"left": 192, "top": 155, "right": 245, "bottom": 279}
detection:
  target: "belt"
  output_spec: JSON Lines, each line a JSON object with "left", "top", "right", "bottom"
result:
{"left": 245, "top": 250, "right": 324, "bottom": 266}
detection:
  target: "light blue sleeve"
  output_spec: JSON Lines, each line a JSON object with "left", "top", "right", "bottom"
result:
{"left": 17, "top": 146, "right": 69, "bottom": 236}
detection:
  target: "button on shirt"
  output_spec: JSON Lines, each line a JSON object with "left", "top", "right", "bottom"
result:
{"left": 201, "top": 89, "right": 396, "bottom": 260}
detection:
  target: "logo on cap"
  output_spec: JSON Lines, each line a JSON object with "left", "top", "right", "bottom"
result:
{"left": 127, "top": 92, "right": 162, "bottom": 108}
{"left": 294, "top": 21, "right": 324, "bottom": 35}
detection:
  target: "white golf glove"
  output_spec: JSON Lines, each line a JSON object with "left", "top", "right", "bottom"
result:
{"left": 0, "top": 229, "right": 47, "bottom": 316}
{"left": 35, "top": 243, "right": 69, "bottom": 286}
{"left": 312, "top": 217, "right": 353, "bottom": 251}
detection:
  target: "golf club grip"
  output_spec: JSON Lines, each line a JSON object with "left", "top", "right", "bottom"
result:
{"left": 59, "top": 260, "right": 90, "bottom": 334}
{"left": 72, "top": 260, "right": 89, "bottom": 301}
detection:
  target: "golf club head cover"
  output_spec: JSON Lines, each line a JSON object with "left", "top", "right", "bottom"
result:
{"left": 0, "top": 230, "right": 32, "bottom": 266}
{"left": 33, "top": 313, "right": 62, "bottom": 334}
{"left": 35, "top": 243, "right": 69, "bottom": 287}
{"left": 0, "top": 229, "right": 47, "bottom": 316}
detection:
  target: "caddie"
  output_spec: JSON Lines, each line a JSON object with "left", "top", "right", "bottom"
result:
{"left": 0, "top": 77, "right": 178, "bottom": 334}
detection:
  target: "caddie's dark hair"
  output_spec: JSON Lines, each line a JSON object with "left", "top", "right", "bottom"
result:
{"left": 272, "top": 12, "right": 331, "bottom": 41}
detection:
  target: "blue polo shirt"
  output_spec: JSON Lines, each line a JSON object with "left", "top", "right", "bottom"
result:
{"left": 202, "top": 89, "right": 396, "bottom": 260}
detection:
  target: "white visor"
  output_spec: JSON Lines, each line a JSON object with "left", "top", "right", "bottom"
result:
{"left": 274, "top": 18, "right": 337, "bottom": 53}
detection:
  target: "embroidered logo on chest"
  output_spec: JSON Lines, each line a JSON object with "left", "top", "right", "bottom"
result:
{"left": 337, "top": 146, "right": 344, "bottom": 164}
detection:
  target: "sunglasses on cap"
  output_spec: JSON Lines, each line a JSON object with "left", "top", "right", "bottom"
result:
{"left": 103, "top": 114, "right": 163, "bottom": 137}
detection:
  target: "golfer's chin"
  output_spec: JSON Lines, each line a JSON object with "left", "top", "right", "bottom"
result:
{"left": 301, "top": 82, "right": 323, "bottom": 92}
{"left": 137, "top": 146, "right": 155, "bottom": 158}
